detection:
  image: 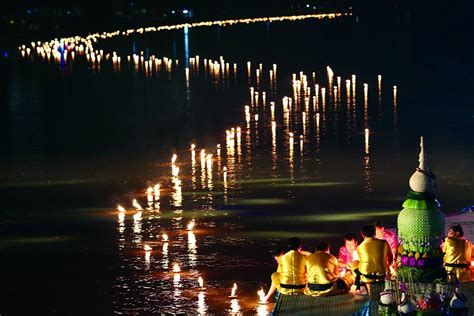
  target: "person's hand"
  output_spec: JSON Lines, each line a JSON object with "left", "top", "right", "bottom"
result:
{"left": 262, "top": 293, "right": 271, "bottom": 302}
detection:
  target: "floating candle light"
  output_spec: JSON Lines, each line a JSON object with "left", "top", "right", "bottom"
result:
{"left": 229, "top": 283, "right": 238, "bottom": 298}
{"left": 198, "top": 276, "right": 206, "bottom": 290}
{"left": 187, "top": 219, "right": 195, "bottom": 231}
{"left": 144, "top": 244, "right": 152, "bottom": 251}
{"left": 172, "top": 166, "right": 180, "bottom": 177}
{"left": 258, "top": 289, "right": 267, "bottom": 304}
{"left": 154, "top": 184, "right": 160, "bottom": 198}
{"left": 147, "top": 187, "right": 154, "bottom": 202}
{"left": 173, "top": 263, "right": 181, "bottom": 273}
{"left": 133, "top": 199, "right": 143, "bottom": 210}
{"left": 171, "top": 153, "right": 177, "bottom": 164}
{"left": 162, "top": 233, "right": 169, "bottom": 241}
{"left": 133, "top": 211, "right": 142, "bottom": 221}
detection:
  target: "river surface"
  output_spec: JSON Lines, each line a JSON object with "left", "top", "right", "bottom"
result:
{"left": 1, "top": 16, "right": 473, "bottom": 315}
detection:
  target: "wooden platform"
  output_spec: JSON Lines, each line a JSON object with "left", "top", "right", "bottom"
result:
{"left": 273, "top": 282, "right": 474, "bottom": 315}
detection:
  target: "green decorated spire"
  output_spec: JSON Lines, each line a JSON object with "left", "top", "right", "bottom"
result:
{"left": 397, "top": 137, "right": 446, "bottom": 282}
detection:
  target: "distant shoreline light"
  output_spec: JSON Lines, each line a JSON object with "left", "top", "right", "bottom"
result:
{"left": 19, "top": 12, "right": 351, "bottom": 61}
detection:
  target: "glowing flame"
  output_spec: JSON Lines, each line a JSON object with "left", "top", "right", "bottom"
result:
{"left": 173, "top": 263, "right": 181, "bottom": 273}
{"left": 144, "top": 244, "right": 152, "bottom": 251}
{"left": 190, "top": 144, "right": 196, "bottom": 150}
{"left": 146, "top": 187, "right": 153, "bottom": 195}
{"left": 187, "top": 219, "right": 195, "bottom": 230}
{"left": 132, "top": 199, "right": 143, "bottom": 210}
{"left": 230, "top": 283, "right": 237, "bottom": 297}
{"left": 162, "top": 233, "right": 169, "bottom": 241}
{"left": 198, "top": 276, "right": 204, "bottom": 288}
{"left": 133, "top": 211, "right": 142, "bottom": 221}
{"left": 117, "top": 205, "right": 126, "bottom": 212}
{"left": 258, "top": 289, "right": 266, "bottom": 302}
{"left": 154, "top": 184, "right": 160, "bottom": 197}
{"left": 171, "top": 154, "right": 177, "bottom": 164}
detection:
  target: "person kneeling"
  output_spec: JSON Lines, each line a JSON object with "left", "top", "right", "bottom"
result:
{"left": 305, "top": 242, "right": 354, "bottom": 297}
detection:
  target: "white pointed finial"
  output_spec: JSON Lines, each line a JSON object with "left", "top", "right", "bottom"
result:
{"left": 418, "top": 136, "right": 426, "bottom": 171}
{"left": 419, "top": 137, "right": 424, "bottom": 167}
{"left": 409, "top": 136, "right": 435, "bottom": 193}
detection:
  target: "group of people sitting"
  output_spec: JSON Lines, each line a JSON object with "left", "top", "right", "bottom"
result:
{"left": 261, "top": 222, "right": 472, "bottom": 302}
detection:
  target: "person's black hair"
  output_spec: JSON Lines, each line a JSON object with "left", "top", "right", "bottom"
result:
{"left": 450, "top": 224, "right": 464, "bottom": 237}
{"left": 273, "top": 247, "right": 286, "bottom": 257}
{"left": 288, "top": 237, "right": 302, "bottom": 250}
{"left": 361, "top": 225, "right": 376, "bottom": 238}
{"left": 373, "top": 221, "right": 383, "bottom": 228}
{"left": 343, "top": 233, "right": 358, "bottom": 242}
{"left": 316, "top": 241, "right": 330, "bottom": 252}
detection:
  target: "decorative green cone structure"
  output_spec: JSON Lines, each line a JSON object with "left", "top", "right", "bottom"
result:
{"left": 397, "top": 137, "right": 447, "bottom": 282}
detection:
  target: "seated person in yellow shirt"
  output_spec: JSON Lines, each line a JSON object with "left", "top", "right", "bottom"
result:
{"left": 305, "top": 241, "right": 354, "bottom": 296}
{"left": 443, "top": 224, "right": 472, "bottom": 282}
{"left": 275, "top": 237, "right": 307, "bottom": 295}
{"left": 261, "top": 247, "right": 286, "bottom": 302}
{"left": 353, "top": 225, "right": 393, "bottom": 292}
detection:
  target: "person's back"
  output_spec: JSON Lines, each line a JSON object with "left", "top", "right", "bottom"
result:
{"left": 306, "top": 251, "right": 338, "bottom": 285}
{"left": 357, "top": 237, "right": 391, "bottom": 281}
{"left": 279, "top": 250, "right": 306, "bottom": 294}
{"left": 305, "top": 242, "right": 354, "bottom": 297}
{"left": 354, "top": 225, "right": 392, "bottom": 286}
{"left": 444, "top": 237, "right": 471, "bottom": 264}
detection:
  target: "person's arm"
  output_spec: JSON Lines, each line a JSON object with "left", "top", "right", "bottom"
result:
{"left": 386, "top": 241, "right": 394, "bottom": 266}
{"left": 263, "top": 284, "right": 277, "bottom": 302}
{"left": 333, "top": 257, "right": 339, "bottom": 277}
{"left": 338, "top": 247, "right": 347, "bottom": 268}
{"left": 465, "top": 241, "right": 472, "bottom": 264}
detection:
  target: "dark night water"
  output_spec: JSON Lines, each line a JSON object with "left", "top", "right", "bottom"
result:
{"left": 1, "top": 16, "right": 473, "bottom": 315}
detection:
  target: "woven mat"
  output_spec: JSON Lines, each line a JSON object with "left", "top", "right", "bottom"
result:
{"left": 273, "top": 282, "right": 474, "bottom": 315}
